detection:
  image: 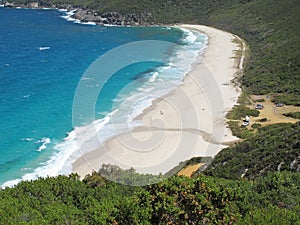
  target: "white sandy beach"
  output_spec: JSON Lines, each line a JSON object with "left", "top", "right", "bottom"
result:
{"left": 73, "top": 24, "right": 243, "bottom": 178}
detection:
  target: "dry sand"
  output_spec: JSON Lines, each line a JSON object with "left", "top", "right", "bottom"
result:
{"left": 73, "top": 24, "right": 243, "bottom": 178}
{"left": 177, "top": 163, "right": 204, "bottom": 177}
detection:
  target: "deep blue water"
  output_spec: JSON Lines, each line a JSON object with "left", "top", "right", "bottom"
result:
{"left": 0, "top": 7, "right": 207, "bottom": 187}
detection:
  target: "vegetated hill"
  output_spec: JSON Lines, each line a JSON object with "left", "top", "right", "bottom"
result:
{"left": 204, "top": 122, "right": 300, "bottom": 180}
{"left": 207, "top": 0, "right": 300, "bottom": 103}
{"left": 0, "top": 171, "right": 299, "bottom": 224}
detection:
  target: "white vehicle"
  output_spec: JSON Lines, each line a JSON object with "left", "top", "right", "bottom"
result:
{"left": 242, "top": 121, "right": 250, "bottom": 126}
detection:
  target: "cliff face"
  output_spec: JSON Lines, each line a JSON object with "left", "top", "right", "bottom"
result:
{"left": 1, "top": 1, "right": 155, "bottom": 26}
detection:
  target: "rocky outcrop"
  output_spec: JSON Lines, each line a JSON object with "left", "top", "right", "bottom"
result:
{"left": 1, "top": 1, "right": 155, "bottom": 26}
{"left": 73, "top": 9, "right": 154, "bottom": 26}
{"left": 2, "top": 1, "right": 53, "bottom": 8}
{"left": 28, "top": 2, "right": 39, "bottom": 8}
{"left": 3, "top": 1, "right": 15, "bottom": 7}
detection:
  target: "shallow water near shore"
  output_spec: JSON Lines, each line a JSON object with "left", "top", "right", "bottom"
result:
{"left": 0, "top": 7, "right": 207, "bottom": 187}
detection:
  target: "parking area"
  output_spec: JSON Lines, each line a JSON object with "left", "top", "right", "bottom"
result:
{"left": 250, "top": 95, "right": 300, "bottom": 125}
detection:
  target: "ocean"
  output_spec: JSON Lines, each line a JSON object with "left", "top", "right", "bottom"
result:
{"left": 0, "top": 7, "right": 207, "bottom": 187}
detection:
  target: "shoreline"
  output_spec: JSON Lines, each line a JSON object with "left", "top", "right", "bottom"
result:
{"left": 73, "top": 24, "right": 244, "bottom": 178}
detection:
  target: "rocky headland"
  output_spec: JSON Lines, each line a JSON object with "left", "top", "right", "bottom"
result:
{"left": 1, "top": 1, "right": 155, "bottom": 26}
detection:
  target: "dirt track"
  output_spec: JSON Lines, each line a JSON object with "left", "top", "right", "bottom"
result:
{"left": 177, "top": 164, "right": 204, "bottom": 177}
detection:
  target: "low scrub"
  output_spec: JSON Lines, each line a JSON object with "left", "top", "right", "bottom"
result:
{"left": 227, "top": 105, "right": 260, "bottom": 120}
{"left": 284, "top": 112, "right": 300, "bottom": 119}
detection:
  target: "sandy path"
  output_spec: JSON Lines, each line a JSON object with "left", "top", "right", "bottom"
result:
{"left": 177, "top": 163, "right": 204, "bottom": 177}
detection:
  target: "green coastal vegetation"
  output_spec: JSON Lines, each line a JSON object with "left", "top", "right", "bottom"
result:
{"left": 226, "top": 105, "right": 260, "bottom": 120}
{"left": 204, "top": 122, "right": 300, "bottom": 180}
{"left": 1, "top": 0, "right": 300, "bottom": 224}
{"left": 1, "top": 171, "right": 300, "bottom": 224}
{"left": 284, "top": 111, "right": 300, "bottom": 119}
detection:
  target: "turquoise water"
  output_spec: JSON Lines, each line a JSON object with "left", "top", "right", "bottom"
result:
{"left": 0, "top": 7, "right": 207, "bottom": 187}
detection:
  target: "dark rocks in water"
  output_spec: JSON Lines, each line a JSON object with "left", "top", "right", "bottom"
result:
{"left": 2, "top": 1, "right": 155, "bottom": 26}
{"left": 2, "top": 0, "right": 54, "bottom": 8}
{"left": 73, "top": 10, "right": 154, "bottom": 26}
{"left": 4, "top": 1, "right": 14, "bottom": 7}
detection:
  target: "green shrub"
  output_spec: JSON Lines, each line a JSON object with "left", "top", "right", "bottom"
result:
{"left": 273, "top": 95, "right": 300, "bottom": 106}
{"left": 227, "top": 105, "right": 260, "bottom": 120}
{"left": 284, "top": 112, "right": 300, "bottom": 119}
{"left": 259, "top": 118, "right": 268, "bottom": 122}
{"left": 255, "top": 99, "right": 265, "bottom": 102}
{"left": 251, "top": 123, "right": 262, "bottom": 129}
{"left": 227, "top": 121, "right": 254, "bottom": 139}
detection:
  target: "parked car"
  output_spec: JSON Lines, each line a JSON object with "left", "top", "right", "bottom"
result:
{"left": 255, "top": 104, "right": 264, "bottom": 110}
{"left": 276, "top": 103, "right": 284, "bottom": 107}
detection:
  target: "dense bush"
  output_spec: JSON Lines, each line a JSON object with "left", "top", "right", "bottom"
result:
{"left": 0, "top": 171, "right": 299, "bottom": 224}
{"left": 251, "top": 123, "right": 262, "bottom": 129}
{"left": 284, "top": 112, "right": 300, "bottom": 119}
{"left": 227, "top": 120, "right": 255, "bottom": 139}
{"left": 273, "top": 94, "right": 300, "bottom": 106}
{"left": 227, "top": 105, "right": 260, "bottom": 120}
{"left": 205, "top": 122, "right": 300, "bottom": 180}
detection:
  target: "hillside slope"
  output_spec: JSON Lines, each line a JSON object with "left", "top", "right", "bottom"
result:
{"left": 204, "top": 122, "right": 300, "bottom": 180}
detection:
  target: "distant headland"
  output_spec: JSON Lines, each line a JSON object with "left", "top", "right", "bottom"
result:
{"left": 1, "top": 1, "right": 155, "bottom": 26}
